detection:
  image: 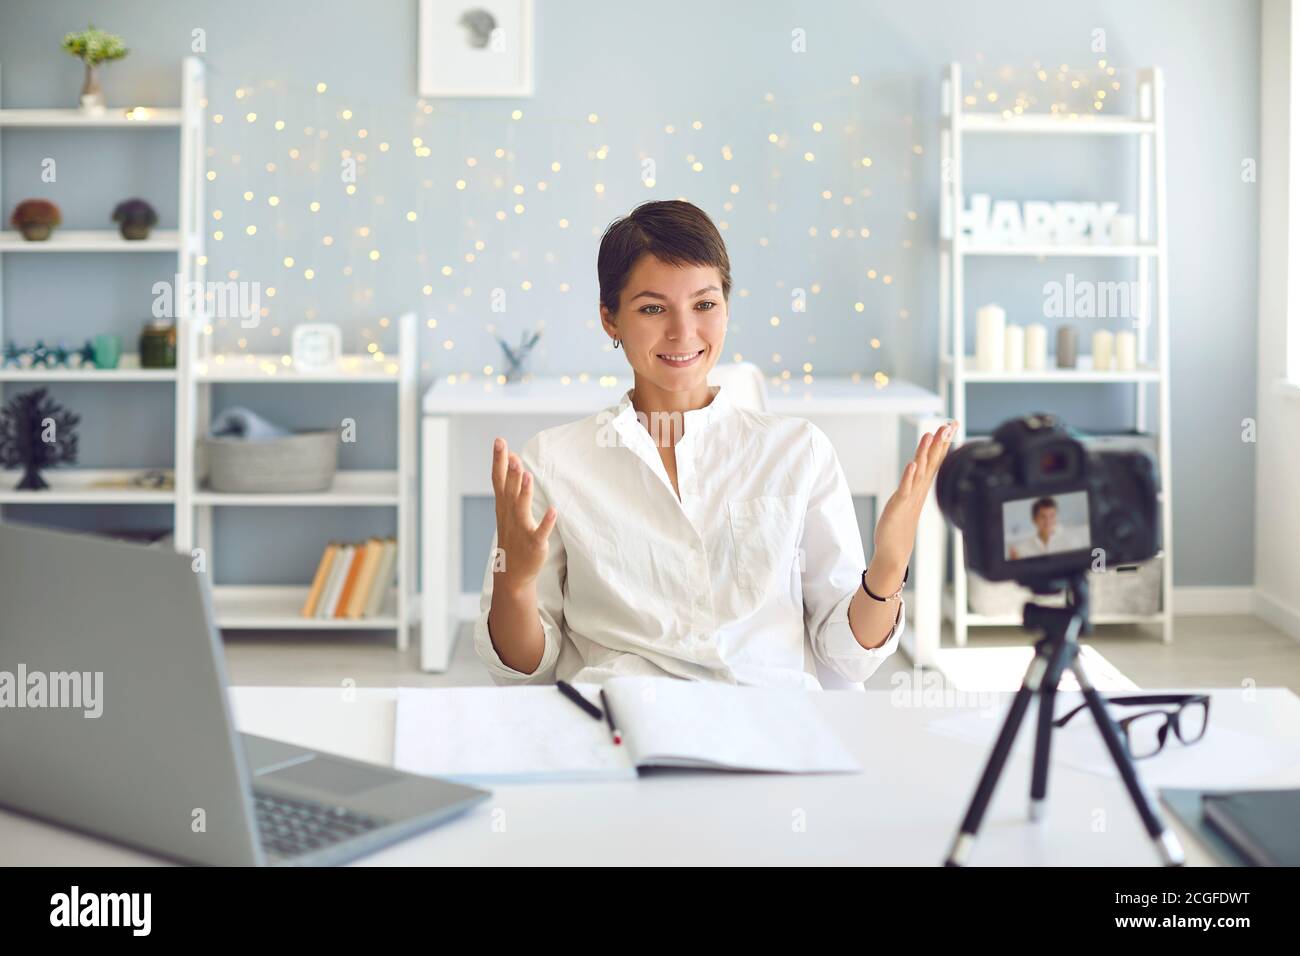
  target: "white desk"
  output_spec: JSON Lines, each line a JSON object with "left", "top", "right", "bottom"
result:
{"left": 3, "top": 686, "right": 1297, "bottom": 866}
{"left": 421, "top": 376, "right": 946, "bottom": 672}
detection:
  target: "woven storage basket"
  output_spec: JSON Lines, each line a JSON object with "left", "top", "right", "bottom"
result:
{"left": 967, "top": 572, "right": 1065, "bottom": 618}
{"left": 198, "top": 429, "right": 339, "bottom": 493}
{"left": 1092, "top": 556, "right": 1163, "bottom": 616}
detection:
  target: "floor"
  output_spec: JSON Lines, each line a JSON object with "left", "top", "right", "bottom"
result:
{"left": 222, "top": 614, "right": 1300, "bottom": 695}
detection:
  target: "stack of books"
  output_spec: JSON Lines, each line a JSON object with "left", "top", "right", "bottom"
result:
{"left": 300, "top": 537, "right": 397, "bottom": 620}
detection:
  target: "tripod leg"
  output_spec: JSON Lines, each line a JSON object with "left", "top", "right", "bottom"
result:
{"left": 1072, "top": 661, "right": 1186, "bottom": 866}
{"left": 1029, "top": 637, "right": 1077, "bottom": 822}
{"left": 944, "top": 651, "right": 1049, "bottom": 866}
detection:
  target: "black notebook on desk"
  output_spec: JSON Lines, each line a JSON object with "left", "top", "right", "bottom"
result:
{"left": 1201, "top": 790, "right": 1300, "bottom": 867}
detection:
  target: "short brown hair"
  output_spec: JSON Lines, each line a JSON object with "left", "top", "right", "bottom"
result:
{"left": 597, "top": 200, "right": 731, "bottom": 312}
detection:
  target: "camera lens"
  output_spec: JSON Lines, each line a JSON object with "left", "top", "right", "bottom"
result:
{"left": 936, "top": 439, "right": 983, "bottom": 531}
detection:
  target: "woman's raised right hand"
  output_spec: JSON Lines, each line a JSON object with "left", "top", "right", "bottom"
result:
{"left": 490, "top": 437, "right": 558, "bottom": 591}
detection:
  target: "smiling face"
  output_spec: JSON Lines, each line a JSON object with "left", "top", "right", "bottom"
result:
{"left": 600, "top": 254, "right": 727, "bottom": 404}
{"left": 1033, "top": 504, "right": 1058, "bottom": 541}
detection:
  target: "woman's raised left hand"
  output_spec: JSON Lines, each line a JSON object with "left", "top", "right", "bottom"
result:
{"left": 872, "top": 421, "right": 958, "bottom": 571}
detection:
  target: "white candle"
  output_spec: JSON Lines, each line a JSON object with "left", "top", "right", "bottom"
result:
{"left": 1115, "top": 330, "right": 1137, "bottom": 371}
{"left": 1092, "top": 330, "right": 1114, "bottom": 371}
{"left": 1024, "top": 323, "right": 1048, "bottom": 371}
{"left": 1108, "top": 213, "right": 1137, "bottom": 246}
{"left": 1003, "top": 324, "right": 1025, "bottom": 373}
{"left": 975, "top": 304, "right": 1006, "bottom": 372}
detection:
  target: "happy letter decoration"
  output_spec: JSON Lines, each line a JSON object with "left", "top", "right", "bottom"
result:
{"left": 960, "top": 194, "right": 1137, "bottom": 246}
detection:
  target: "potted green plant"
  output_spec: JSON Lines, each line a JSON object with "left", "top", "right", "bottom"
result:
{"left": 61, "top": 25, "right": 128, "bottom": 112}
{"left": 10, "top": 199, "right": 62, "bottom": 241}
{"left": 112, "top": 198, "right": 158, "bottom": 240}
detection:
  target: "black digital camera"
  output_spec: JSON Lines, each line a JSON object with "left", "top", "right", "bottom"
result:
{"left": 935, "top": 413, "right": 1161, "bottom": 594}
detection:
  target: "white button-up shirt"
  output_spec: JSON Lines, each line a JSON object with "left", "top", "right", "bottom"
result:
{"left": 1009, "top": 527, "right": 1089, "bottom": 559}
{"left": 473, "top": 384, "right": 903, "bottom": 690}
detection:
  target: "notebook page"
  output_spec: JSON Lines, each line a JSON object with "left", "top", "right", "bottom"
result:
{"left": 393, "top": 686, "right": 636, "bottom": 784}
{"left": 605, "top": 677, "right": 861, "bottom": 774}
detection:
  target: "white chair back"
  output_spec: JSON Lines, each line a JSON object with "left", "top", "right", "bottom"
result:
{"left": 707, "top": 361, "right": 768, "bottom": 412}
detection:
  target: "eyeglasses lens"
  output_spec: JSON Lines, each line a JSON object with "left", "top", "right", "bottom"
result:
{"left": 1124, "top": 711, "right": 1170, "bottom": 759}
{"left": 1174, "top": 700, "right": 1209, "bottom": 744}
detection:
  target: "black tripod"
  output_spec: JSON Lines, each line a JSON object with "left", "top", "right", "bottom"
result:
{"left": 943, "top": 573, "right": 1185, "bottom": 866}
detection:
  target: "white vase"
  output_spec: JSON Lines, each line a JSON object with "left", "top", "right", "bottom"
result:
{"left": 79, "top": 63, "right": 105, "bottom": 114}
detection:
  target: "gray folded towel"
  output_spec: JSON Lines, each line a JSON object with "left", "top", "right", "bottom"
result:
{"left": 209, "top": 406, "right": 290, "bottom": 440}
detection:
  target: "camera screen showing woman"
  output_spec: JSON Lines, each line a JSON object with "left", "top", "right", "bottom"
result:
{"left": 1005, "top": 492, "right": 1090, "bottom": 560}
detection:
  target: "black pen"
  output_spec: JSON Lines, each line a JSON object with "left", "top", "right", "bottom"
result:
{"left": 556, "top": 679, "right": 603, "bottom": 720}
{"left": 599, "top": 688, "right": 623, "bottom": 746}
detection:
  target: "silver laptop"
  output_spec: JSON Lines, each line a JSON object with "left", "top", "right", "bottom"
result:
{"left": 0, "top": 520, "right": 489, "bottom": 866}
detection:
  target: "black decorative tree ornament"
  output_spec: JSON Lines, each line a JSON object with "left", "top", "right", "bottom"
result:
{"left": 0, "top": 388, "right": 80, "bottom": 490}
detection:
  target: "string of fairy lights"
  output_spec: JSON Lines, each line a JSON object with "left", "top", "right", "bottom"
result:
{"left": 962, "top": 56, "right": 1132, "bottom": 116}
{"left": 195, "top": 59, "right": 1128, "bottom": 392}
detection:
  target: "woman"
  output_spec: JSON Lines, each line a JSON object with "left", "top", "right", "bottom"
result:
{"left": 475, "top": 200, "right": 955, "bottom": 689}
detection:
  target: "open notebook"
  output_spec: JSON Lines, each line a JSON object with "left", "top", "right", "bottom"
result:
{"left": 393, "top": 677, "right": 861, "bottom": 783}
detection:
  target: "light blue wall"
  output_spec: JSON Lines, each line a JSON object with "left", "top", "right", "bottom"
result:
{"left": 0, "top": 0, "right": 1259, "bottom": 588}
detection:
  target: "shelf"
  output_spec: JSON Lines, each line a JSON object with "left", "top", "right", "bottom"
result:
{"left": 941, "top": 589, "right": 1164, "bottom": 628}
{"left": 0, "top": 107, "right": 183, "bottom": 127}
{"left": 193, "top": 470, "right": 400, "bottom": 507}
{"left": 0, "top": 230, "right": 182, "bottom": 252}
{"left": 954, "top": 113, "right": 1155, "bottom": 135}
{"left": 942, "top": 355, "right": 1160, "bottom": 383}
{"left": 0, "top": 468, "right": 175, "bottom": 504}
{"left": 0, "top": 353, "right": 176, "bottom": 382}
{"left": 956, "top": 431, "right": 1159, "bottom": 448}
{"left": 212, "top": 585, "right": 401, "bottom": 630}
{"left": 963, "top": 610, "right": 1165, "bottom": 627}
{"left": 195, "top": 354, "right": 400, "bottom": 383}
{"left": 946, "top": 238, "right": 1158, "bottom": 257}
{"left": 940, "top": 63, "right": 1173, "bottom": 650}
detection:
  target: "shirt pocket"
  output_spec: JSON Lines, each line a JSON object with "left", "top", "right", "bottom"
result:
{"left": 727, "top": 495, "right": 803, "bottom": 594}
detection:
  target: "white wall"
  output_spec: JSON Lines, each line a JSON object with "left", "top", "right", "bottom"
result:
{"left": 1255, "top": 0, "right": 1300, "bottom": 641}
{"left": 0, "top": 0, "right": 1265, "bottom": 591}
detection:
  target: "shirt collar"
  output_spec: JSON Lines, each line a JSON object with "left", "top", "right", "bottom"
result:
{"left": 611, "top": 383, "right": 732, "bottom": 438}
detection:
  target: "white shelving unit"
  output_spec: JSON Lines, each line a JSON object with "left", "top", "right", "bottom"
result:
{"left": 176, "top": 312, "right": 419, "bottom": 649}
{"left": 0, "top": 58, "right": 204, "bottom": 515}
{"left": 938, "top": 62, "right": 1174, "bottom": 646}
{"left": 0, "top": 60, "right": 419, "bottom": 650}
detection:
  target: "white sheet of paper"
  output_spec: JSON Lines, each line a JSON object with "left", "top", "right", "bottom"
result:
{"left": 926, "top": 695, "right": 1300, "bottom": 789}
{"left": 393, "top": 686, "right": 636, "bottom": 784}
{"left": 605, "top": 677, "right": 862, "bottom": 774}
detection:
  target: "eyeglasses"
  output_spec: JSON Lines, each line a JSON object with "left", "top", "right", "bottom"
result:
{"left": 1052, "top": 694, "right": 1211, "bottom": 760}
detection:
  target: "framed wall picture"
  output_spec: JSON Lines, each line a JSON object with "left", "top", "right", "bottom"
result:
{"left": 418, "top": 0, "right": 534, "bottom": 97}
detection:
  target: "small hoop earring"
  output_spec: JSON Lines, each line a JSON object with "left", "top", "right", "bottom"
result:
{"left": 613, "top": 338, "right": 622, "bottom": 350}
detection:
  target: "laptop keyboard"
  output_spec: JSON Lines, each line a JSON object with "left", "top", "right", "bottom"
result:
{"left": 253, "top": 791, "right": 386, "bottom": 859}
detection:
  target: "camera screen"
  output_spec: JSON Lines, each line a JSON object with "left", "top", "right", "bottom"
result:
{"left": 1003, "top": 491, "right": 1090, "bottom": 560}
